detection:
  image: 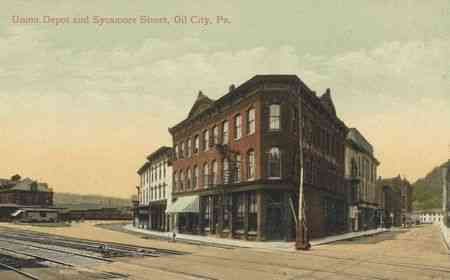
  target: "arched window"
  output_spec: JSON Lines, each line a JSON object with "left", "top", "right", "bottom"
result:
{"left": 173, "top": 171, "right": 177, "bottom": 190}
{"left": 203, "top": 129, "right": 209, "bottom": 151}
{"left": 179, "top": 170, "right": 184, "bottom": 190}
{"left": 203, "top": 162, "right": 209, "bottom": 188}
{"left": 269, "top": 104, "right": 281, "bottom": 130}
{"left": 180, "top": 142, "right": 185, "bottom": 159}
{"left": 212, "top": 125, "right": 219, "bottom": 145}
{"left": 247, "top": 108, "right": 255, "bottom": 135}
{"left": 186, "top": 168, "right": 191, "bottom": 189}
{"left": 194, "top": 135, "right": 199, "bottom": 153}
{"left": 267, "top": 147, "right": 281, "bottom": 178}
{"left": 187, "top": 138, "right": 192, "bottom": 157}
{"left": 247, "top": 149, "right": 255, "bottom": 180}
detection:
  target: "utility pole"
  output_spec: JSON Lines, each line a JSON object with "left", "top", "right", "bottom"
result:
{"left": 296, "top": 90, "right": 310, "bottom": 250}
{"left": 443, "top": 166, "right": 449, "bottom": 227}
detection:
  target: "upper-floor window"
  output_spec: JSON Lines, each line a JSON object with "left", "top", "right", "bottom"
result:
{"left": 186, "top": 168, "right": 191, "bottom": 189}
{"left": 187, "top": 138, "right": 192, "bottom": 157}
{"left": 247, "top": 108, "right": 255, "bottom": 135}
{"left": 194, "top": 135, "right": 199, "bottom": 153}
{"left": 203, "top": 162, "right": 209, "bottom": 188}
{"left": 247, "top": 149, "right": 255, "bottom": 180}
{"left": 222, "top": 121, "right": 229, "bottom": 144}
{"left": 173, "top": 171, "right": 178, "bottom": 190}
{"left": 212, "top": 125, "right": 219, "bottom": 145}
{"left": 267, "top": 147, "right": 281, "bottom": 179}
{"left": 234, "top": 114, "right": 242, "bottom": 140}
{"left": 223, "top": 158, "right": 229, "bottom": 184}
{"left": 269, "top": 104, "right": 281, "bottom": 130}
{"left": 235, "top": 154, "right": 242, "bottom": 183}
{"left": 212, "top": 160, "right": 217, "bottom": 185}
{"left": 193, "top": 165, "right": 198, "bottom": 189}
{"left": 203, "top": 129, "right": 209, "bottom": 151}
{"left": 180, "top": 142, "right": 185, "bottom": 159}
{"left": 179, "top": 170, "right": 184, "bottom": 191}
{"left": 174, "top": 145, "right": 178, "bottom": 160}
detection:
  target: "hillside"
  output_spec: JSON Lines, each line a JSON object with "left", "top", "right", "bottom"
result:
{"left": 412, "top": 160, "right": 450, "bottom": 210}
{"left": 54, "top": 192, "right": 132, "bottom": 210}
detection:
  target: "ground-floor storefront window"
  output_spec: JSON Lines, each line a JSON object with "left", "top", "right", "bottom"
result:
{"left": 248, "top": 192, "right": 257, "bottom": 232}
{"left": 196, "top": 190, "right": 294, "bottom": 241}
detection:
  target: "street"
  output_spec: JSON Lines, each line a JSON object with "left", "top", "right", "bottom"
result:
{"left": 0, "top": 222, "right": 449, "bottom": 280}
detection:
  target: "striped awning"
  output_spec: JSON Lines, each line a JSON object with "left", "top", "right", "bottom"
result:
{"left": 166, "top": 196, "right": 199, "bottom": 213}
{"left": 11, "top": 209, "right": 23, "bottom": 217}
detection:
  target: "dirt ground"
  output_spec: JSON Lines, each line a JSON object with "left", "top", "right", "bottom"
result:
{"left": 1, "top": 221, "right": 450, "bottom": 280}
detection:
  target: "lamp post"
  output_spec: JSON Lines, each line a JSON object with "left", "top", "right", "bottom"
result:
{"left": 295, "top": 90, "right": 310, "bottom": 250}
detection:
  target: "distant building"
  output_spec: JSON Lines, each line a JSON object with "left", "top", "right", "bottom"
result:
{"left": 135, "top": 146, "right": 173, "bottom": 231}
{"left": 168, "top": 75, "right": 348, "bottom": 241}
{"left": 345, "top": 128, "right": 380, "bottom": 231}
{"left": 0, "top": 177, "right": 54, "bottom": 221}
{"left": 377, "top": 175, "right": 412, "bottom": 227}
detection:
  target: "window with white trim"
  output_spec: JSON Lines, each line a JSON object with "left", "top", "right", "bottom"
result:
{"left": 203, "top": 162, "right": 209, "bottom": 188}
{"left": 203, "top": 129, "right": 209, "bottom": 151}
{"left": 269, "top": 104, "right": 281, "bottom": 130}
{"left": 234, "top": 114, "right": 242, "bottom": 140}
{"left": 194, "top": 135, "right": 199, "bottom": 153}
{"left": 267, "top": 147, "right": 281, "bottom": 178}
{"left": 222, "top": 121, "right": 229, "bottom": 144}
{"left": 247, "top": 149, "right": 255, "bottom": 180}
{"left": 212, "top": 125, "right": 219, "bottom": 145}
{"left": 247, "top": 108, "right": 255, "bottom": 135}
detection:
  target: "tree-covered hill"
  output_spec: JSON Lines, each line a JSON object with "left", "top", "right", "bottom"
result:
{"left": 54, "top": 192, "right": 131, "bottom": 210}
{"left": 413, "top": 160, "right": 450, "bottom": 210}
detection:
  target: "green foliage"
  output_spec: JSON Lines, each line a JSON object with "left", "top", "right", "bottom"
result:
{"left": 412, "top": 160, "right": 450, "bottom": 210}
{"left": 54, "top": 192, "right": 131, "bottom": 210}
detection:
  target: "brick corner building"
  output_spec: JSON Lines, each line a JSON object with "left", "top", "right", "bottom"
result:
{"left": 168, "top": 75, "right": 348, "bottom": 240}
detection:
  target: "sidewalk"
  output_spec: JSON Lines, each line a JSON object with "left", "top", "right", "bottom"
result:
{"left": 124, "top": 224, "right": 389, "bottom": 251}
{"left": 439, "top": 222, "right": 450, "bottom": 250}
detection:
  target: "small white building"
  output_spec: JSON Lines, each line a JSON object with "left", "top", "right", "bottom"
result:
{"left": 136, "top": 146, "right": 173, "bottom": 231}
{"left": 412, "top": 209, "right": 443, "bottom": 224}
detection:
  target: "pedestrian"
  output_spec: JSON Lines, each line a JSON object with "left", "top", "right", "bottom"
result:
{"left": 172, "top": 231, "right": 176, "bottom": 243}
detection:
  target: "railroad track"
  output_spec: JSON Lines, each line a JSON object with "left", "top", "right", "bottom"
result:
{"left": 0, "top": 229, "right": 187, "bottom": 258}
{"left": 0, "top": 261, "right": 40, "bottom": 280}
{"left": 0, "top": 245, "right": 128, "bottom": 280}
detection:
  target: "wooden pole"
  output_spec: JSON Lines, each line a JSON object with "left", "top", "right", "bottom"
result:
{"left": 443, "top": 167, "right": 449, "bottom": 227}
{"left": 296, "top": 89, "right": 310, "bottom": 250}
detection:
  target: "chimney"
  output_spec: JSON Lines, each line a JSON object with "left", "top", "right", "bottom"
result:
{"left": 229, "top": 84, "right": 236, "bottom": 92}
{"left": 326, "top": 88, "right": 331, "bottom": 95}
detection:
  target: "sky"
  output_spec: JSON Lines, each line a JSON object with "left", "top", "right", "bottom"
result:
{"left": 0, "top": 1, "right": 449, "bottom": 198}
